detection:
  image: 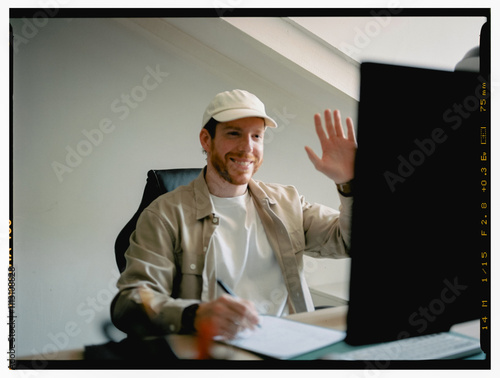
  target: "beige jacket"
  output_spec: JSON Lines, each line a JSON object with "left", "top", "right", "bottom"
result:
{"left": 111, "top": 169, "right": 352, "bottom": 336}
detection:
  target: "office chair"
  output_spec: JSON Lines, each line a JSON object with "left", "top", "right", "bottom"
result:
{"left": 104, "top": 168, "right": 201, "bottom": 343}
{"left": 114, "top": 168, "right": 202, "bottom": 273}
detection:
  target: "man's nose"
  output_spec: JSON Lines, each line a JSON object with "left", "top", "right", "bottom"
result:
{"left": 238, "top": 134, "right": 253, "bottom": 153}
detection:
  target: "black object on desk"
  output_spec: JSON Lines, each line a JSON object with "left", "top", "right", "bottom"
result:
{"left": 346, "top": 62, "right": 484, "bottom": 347}
{"left": 84, "top": 337, "right": 179, "bottom": 367}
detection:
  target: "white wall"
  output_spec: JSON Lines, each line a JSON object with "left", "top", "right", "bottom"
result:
{"left": 11, "top": 17, "right": 357, "bottom": 357}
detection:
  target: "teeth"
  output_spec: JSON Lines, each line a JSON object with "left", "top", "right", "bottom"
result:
{"left": 236, "top": 161, "right": 251, "bottom": 166}
{"left": 231, "top": 159, "right": 252, "bottom": 166}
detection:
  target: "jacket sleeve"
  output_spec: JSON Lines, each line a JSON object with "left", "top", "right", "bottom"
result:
{"left": 111, "top": 207, "right": 200, "bottom": 337}
{"left": 301, "top": 191, "right": 353, "bottom": 258}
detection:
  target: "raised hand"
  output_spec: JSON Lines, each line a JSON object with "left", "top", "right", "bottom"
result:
{"left": 305, "top": 109, "right": 357, "bottom": 184}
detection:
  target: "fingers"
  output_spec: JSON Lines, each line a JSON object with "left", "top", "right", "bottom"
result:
{"left": 346, "top": 117, "right": 357, "bottom": 143}
{"left": 307, "top": 109, "right": 357, "bottom": 183}
{"left": 195, "top": 295, "right": 260, "bottom": 340}
{"left": 324, "top": 109, "right": 337, "bottom": 138}
{"left": 315, "top": 109, "right": 349, "bottom": 141}
{"left": 313, "top": 113, "right": 328, "bottom": 145}
{"left": 221, "top": 295, "right": 259, "bottom": 329}
{"left": 333, "top": 109, "right": 346, "bottom": 139}
{"left": 304, "top": 146, "right": 321, "bottom": 169}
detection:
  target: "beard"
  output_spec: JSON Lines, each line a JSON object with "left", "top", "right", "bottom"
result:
{"left": 210, "top": 151, "right": 262, "bottom": 186}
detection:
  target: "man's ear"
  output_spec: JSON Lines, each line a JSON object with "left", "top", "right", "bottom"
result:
{"left": 199, "top": 128, "right": 211, "bottom": 154}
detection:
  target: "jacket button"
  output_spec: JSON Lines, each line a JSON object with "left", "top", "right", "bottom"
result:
{"left": 190, "top": 264, "right": 196, "bottom": 270}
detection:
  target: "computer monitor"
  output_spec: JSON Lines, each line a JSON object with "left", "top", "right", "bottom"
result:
{"left": 345, "top": 62, "right": 484, "bottom": 346}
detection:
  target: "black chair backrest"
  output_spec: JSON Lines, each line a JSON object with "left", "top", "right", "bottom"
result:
{"left": 114, "top": 168, "right": 202, "bottom": 272}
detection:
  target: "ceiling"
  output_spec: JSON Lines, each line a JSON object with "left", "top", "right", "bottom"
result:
{"left": 290, "top": 16, "right": 487, "bottom": 71}
{"left": 126, "top": 15, "right": 487, "bottom": 103}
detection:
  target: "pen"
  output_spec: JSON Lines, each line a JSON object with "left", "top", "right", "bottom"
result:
{"left": 217, "top": 279, "right": 237, "bottom": 297}
{"left": 216, "top": 279, "right": 261, "bottom": 328}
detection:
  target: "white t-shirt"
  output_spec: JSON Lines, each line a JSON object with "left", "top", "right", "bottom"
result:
{"left": 201, "top": 191, "right": 288, "bottom": 316}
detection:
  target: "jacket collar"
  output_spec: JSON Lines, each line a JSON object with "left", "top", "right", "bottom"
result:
{"left": 248, "top": 179, "right": 277, "bottom": 205}
{"left": 192, "top": 166, "right": 275, "bottom": 220}
{"left": 193, "top": 167, "right": 213, "bottom": 221}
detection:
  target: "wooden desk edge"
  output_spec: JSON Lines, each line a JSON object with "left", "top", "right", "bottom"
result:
{"left": 15, "top": 306, "right": 349, "bottom": 362}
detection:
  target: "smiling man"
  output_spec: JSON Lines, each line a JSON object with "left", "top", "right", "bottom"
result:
{"left": 112, "top": 89, "right": 357, "bottom": 340}
{"left": 201, "top": 117, "right": 266, "bottom": 196}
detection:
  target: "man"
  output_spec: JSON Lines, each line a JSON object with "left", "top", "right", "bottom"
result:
{"left": 111, "top": 89, "right": 356, "bottom": 340}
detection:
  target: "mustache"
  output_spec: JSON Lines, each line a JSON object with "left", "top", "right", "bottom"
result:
{"left": 226, "top": 153, "right": 257, "bottom": 161}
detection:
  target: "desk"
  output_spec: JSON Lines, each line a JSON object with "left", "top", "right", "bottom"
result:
{"left": 286, "top": 304, "right": 347, "bottom": 331}
{"left": 309, "top": 282, "right": 349, "bottom": 307}
{"left": 17, "top": 306, "right": 482, "bottom": 365}
{"left": 15, "top": 306, "right": 348, "bottom": 365}
{"left": 167, "top": 306, "right": 482, "bottom": 361}
{"left": 167, "top": 306, "right": 348, "bottom": 360}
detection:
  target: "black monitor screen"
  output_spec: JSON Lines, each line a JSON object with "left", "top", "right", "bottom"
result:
{"left": 345, "top": 63, "right": 483, "bottom": 346}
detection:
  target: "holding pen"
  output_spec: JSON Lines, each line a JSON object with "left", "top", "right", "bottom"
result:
{"left": 194, "top": 279, "right": 260, "bottom": 357}
{"left": 217, "top": 279, "right": 261, "bottom": 329}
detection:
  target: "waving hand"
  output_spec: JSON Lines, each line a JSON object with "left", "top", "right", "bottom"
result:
{"left": 305, "top": 109, "right": 357, "bottom": 184}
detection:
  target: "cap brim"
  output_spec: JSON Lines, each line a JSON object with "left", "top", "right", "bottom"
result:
{"left": 213, "top": 109, "right": 277, "bottom": 128}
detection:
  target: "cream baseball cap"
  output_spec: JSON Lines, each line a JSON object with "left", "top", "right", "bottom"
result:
{"left": 202, "top": 89, "right": 277, "bottom": 128}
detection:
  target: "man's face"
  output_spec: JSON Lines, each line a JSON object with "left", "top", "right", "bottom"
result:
{"left": 205, "top": 117, "right": 265, "bottom": 186}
